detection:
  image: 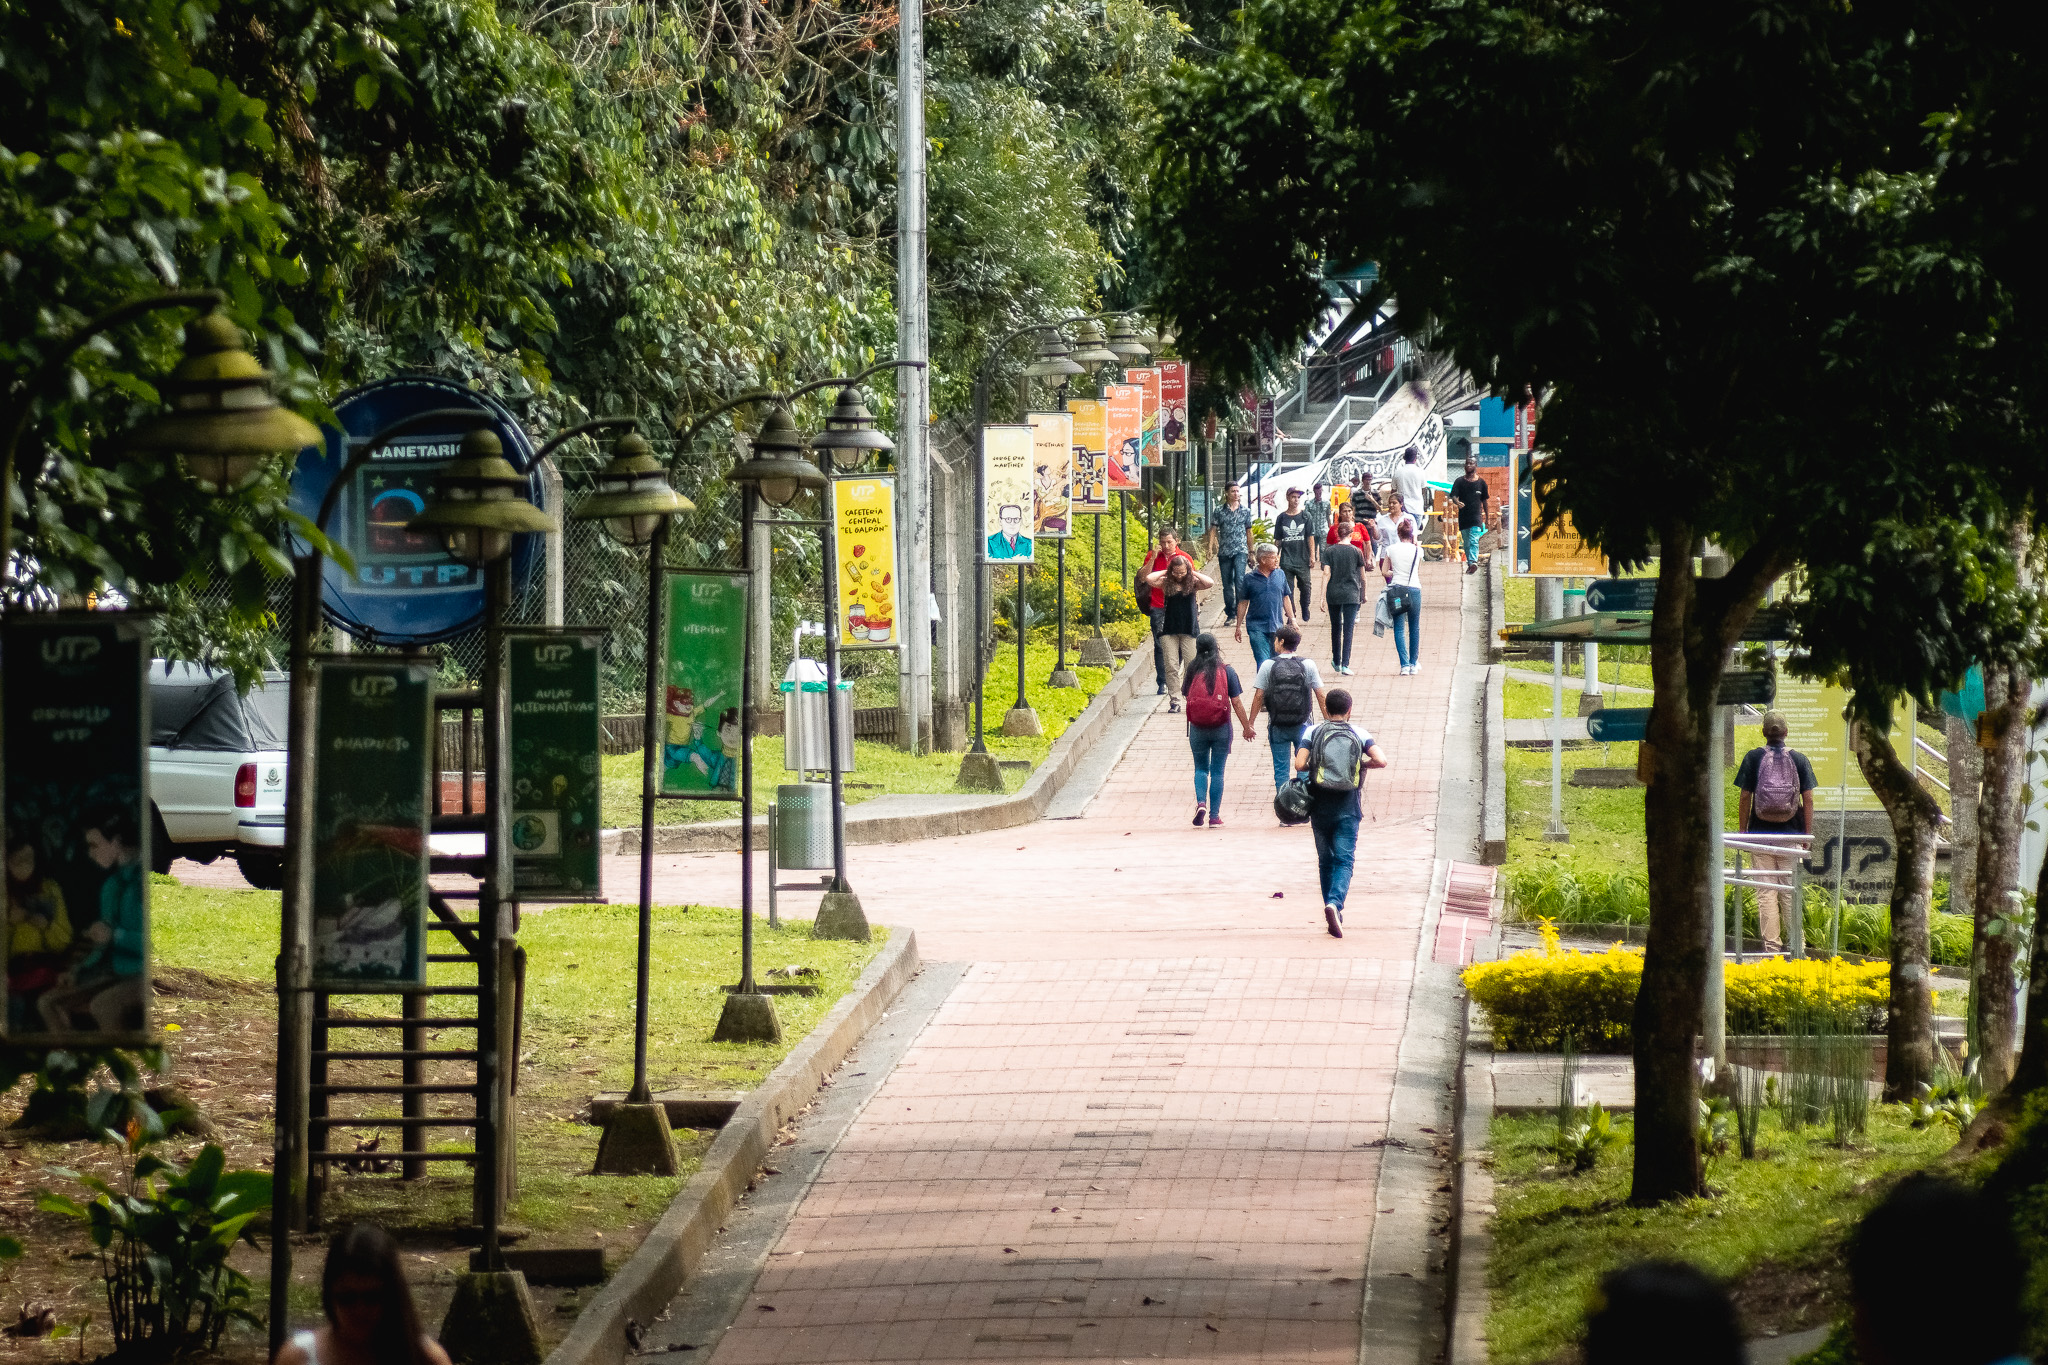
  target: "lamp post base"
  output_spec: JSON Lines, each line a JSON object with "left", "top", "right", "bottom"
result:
{"left": 1048, "top": 668, "right": 1080, "bottom": 689}
{"left": 439, "top": 1270, "right": 544, "bottom": 1365}
{"left": 1076, "top": 637, "right": 1116, "bottom": 668}
{"left": 956, "top": 751, "right": 1005, "bottom": 791}
{"left": 713, "top": 991, "right": 783, "bottom": 1043}
{"left": 592, "top": 1102, "right": 679, "bottom": 1176}
{"left": 1542, "top": 822, "right": 1571, "bottom": 843}
{"left": 814, "top": 889, "right": 871, "bottom": 941}
{"left": 1001, "top": 706, "right": 1042, "bottom": 738}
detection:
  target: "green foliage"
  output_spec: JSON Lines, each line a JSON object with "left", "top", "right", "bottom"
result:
{"left": 1557, "top": 1101, "right": 1621, "bottom": 1175}
{"left": 0, "top": 1043, "right": 165, "bottom": 1139}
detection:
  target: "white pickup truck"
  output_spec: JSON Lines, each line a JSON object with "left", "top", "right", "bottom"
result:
{"left": 148, "top": 663, "right": 289, "bottom": 888}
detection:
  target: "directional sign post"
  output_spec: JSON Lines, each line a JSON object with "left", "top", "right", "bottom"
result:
{"left": 1716, "top": 670, "right": 1776, "bottom": 707}
{"left": 1585, "top": 578, "right": 1656, "bottom": 613}
{"left": 1585, "top": 707, "right": 1650, "bottom": 743}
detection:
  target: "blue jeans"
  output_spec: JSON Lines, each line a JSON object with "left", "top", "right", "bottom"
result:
{"left": 1268, "top": 722, "right": 1305, "bottom": 789}
{"left": 1189, "top": 723, "right": 1231, "bottom": 810}
{"left": 1248, "top": 628, "right": 1276, "bottom": 667}
{"left": 1329, "top": 602, "right": 1358, "bottom": 667}
{"left": 1461, "top": 524, "right": 1485, "bottom": 563}
{"left": 1149, "top": 608, "right": 1168, "bottom": 688}
{"left": 1310, "top": 801, "right": 1362, "bottom": 911}
{"left": 1387, "top": 584, "right": 1421, "bottom": 668}
{"left": 1218, "top": 554, "right": 1246, "bottom": 615}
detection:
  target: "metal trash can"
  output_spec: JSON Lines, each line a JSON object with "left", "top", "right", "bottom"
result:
{"left": 779, "top": 658, "right": 853, "bottom": 774}
{"left": 775, "top": 783, "right": 835, "bottom": 870}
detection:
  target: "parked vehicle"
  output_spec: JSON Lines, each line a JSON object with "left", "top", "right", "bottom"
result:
{"left": 148, "top": 663, "right": 288, "bottom": 889}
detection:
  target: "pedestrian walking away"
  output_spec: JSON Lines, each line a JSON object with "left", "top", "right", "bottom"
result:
{"left": 1305, "top": 483, "right": 1334, "bottom": 547}
{"left": 1290, "top": 689, "right": 1387, "bottom": 937}
{"left": 1144, "top": 554, "right": 1215, "bottom": 711}
{"left": 1393, "top": 446, "right": 1430, "bottom": 539}
{"left": 1233, "top": 544, "right": 1294, "bottom": 667}
{"left": 1735, "top": 710, "right": 1817, "bottom": 952}
{"left": 1321, "top": 527, "right": 1367, "bottom": 675}
{"left": 1213, "top": 484, "right": 1253, "bottom": 625}
{"left": 1180, "top": 633, "right": 1252, "bottom": 828}
{"left": 1141, "top": 530, "right": 1192, "bottom": 696}
{"left": 1274, "top": 488, "right": 1315, "bottom": 619}
{"left": 1450, "top": 454, "right": 1491, "bottom": 573}
{"left": 1379, "top": 519, "right": 1424, "bottom": 674}
{"left": 1243, "top": 625, "right": 1327, "bottom": 792}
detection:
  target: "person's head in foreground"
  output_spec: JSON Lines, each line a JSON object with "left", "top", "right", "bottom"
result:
{"left": 1276, "top": 625, "right": 1301, "bottom": 652}
{"left": 1761, "top": 710, "right": 1789, "bottom": 744}
{"left": 283, "top": 1223, "right": 449, "bottom": 1365}
{"left": 1851, "top": 1175, "right": 2025, "bottom": 1365}
{"left": 1325, "top": 688, "right": 1351, "bottom": 718}
{"left": 1582, "top": 1260, "right": 1743, "bottom": 1365}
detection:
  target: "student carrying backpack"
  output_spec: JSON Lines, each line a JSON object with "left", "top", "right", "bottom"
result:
{"left": 1288, "top": 689, "right": 1386, "bottom": 938}
{"left": 1180, "top": 634, "right": 1250, "bottom": 828}
{"left": 1244, "top": 626, "right": 1327, "bottom": 794}
{"left": 1735, "top": 710, "right": 1817, "bottom": 953}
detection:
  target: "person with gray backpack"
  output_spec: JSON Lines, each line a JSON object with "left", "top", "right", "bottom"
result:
{"left": 1735, "top": 710, "right": 1817, "bottom": 951}
{"left": 1290, "top": 689, "right": 1387, "bottom": 938}
{"left": 1243, "top": 625, "right": 1327, "bottom": 793}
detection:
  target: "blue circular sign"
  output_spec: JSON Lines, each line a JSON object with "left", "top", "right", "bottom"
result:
{"left": 289, "top": 377, "right": 544, "bottom": 646}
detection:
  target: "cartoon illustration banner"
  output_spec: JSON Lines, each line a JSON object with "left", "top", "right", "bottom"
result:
{"left": 661, "top": 570, "right": 747, "bottom": 795}
{"left": 1067, "top": 399, "right": 1109, "bottom": 513}
{"left": 1160, "top": 362, "right": 1189, "bottom": 455}
{"left": 2, "top": 613, "right": 153, "bottom": 1043}
{"left": 834, "top": 473, "right": 900, "bottom": 647}
{"left": 1127, "top": 367, "right": 1162, "bottom": 465}
{"left": 1104, "top": 385, "right": 1143, "bottom": 490}
{"left": 508, "top": 629, "right": 604, "bottom": 901}
{"left": 983, "top": 424, "right": 1036, "bottom": 563}
{"left": 310, "top": 657, "right": 434, "bottom": 991}
{"left": 1029, "top": 411, "right": 1075, "bottom": 540}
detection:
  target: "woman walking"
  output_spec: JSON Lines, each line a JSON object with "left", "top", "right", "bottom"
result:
{"left": 1181, "top": 633, "right": 1251, "bottom": 827}
{"left": 1379, "top": 519, "right": 1424, "bottom": 674}
{"left": 1144, "top": 554, "right": 1214, "bottom": 712}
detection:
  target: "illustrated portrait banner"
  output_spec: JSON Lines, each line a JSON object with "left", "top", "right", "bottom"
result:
{"left": 1029, "top": 411, "right": 1075, "bottom": 540}
{"left": 983, "top": 424, "right": 1036, "bottom": 563}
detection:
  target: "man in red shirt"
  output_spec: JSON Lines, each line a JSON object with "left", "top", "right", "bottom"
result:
{"left": 1142, "top": 530, "right": 1193, "bottom": 695}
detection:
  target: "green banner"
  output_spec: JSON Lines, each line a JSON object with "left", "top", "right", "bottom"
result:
{"left": 2, "top": 613, "right": 153, "bottom": 1044}
{"left": 660, "top": 570, "right": 747, "bottom": 797}
{"left": 311, "top": 658, "right": 434, "bottom": 990}
{"left": 509, "top": 629, "right": 605, "bottom": 900}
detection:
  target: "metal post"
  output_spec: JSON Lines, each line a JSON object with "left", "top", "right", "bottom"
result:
{"left": 630, "top": 523, "right": 667, "bottom": 1104}
{"left": 767, "top": 804, "right": 780, "bottom": 929}
{"left": 1119, "top": 491, "right": 1128, "bottom": 591}
{"left": 1543, "top": 641, "right": 1568, "bottom": 841}
{"left": 819, "top": 476, "right": 851, "bottom": 891}
{"left": 1789, "top": 843, "right": 1806, "bottom": 958}
{"left": 740, "top": 486, "right": 759, "bottom": 994}
{"left": 1831, "top": 714, "right": 1850, "bottom": 955}
{"left": 474, "top": 555, "right": 510, "bottom": 1269}
{"left": 1052, "top": 538, "right": 1069, "bottom": 681}
{"left": 970, "top": 372, "right": 990, "bottom": 755}
{"left": 895, "top": 0, "right": 930, "bottom": 754}
{"left": 1013, "top": 563, "right": 1029, "bottom": 711}
{"left": 1706, "top": 702, "right": 1728, "bottom": 1068}
{"left": 1092, "top": 515, "right": 1103, "bottom": 638}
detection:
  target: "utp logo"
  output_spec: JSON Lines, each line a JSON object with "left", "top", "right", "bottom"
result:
{"left": 350, "top": 675, "right": 399, "bottom": 699}
{"left": 534, "top": 643, "right": 575, "bottom": 665}
{"left": 40, "top": 636, "right": 101, "bottom": 666}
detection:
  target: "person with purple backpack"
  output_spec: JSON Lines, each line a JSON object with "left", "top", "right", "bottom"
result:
{"left": 1734, "top": 710, "right": 1817, "bottom": 952}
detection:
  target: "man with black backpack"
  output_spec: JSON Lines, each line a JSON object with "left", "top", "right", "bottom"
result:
{"left": 1291, "top": 689, "right": 1387, "bottom": 938}
{"left": 1243, "top": 625, "right": 1327, "bottom": 793}
{"left": 1735, "top": 710, "right": 1817, "bottom": 952}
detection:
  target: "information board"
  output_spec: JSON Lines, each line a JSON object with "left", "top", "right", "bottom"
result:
{"left": 659, "top": 571, "right": 748, "bottom": 796}
{"left": 509, "top": 630, "right": 604, "bottom": 901}
{"left": 1771, "top": 677, "right": 1885, "bottom": 812}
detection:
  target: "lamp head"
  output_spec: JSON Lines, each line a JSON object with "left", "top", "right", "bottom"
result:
{"left": 406, "top": 428, "right": 556, "bottom": 565}
{"left": 1106, "top": 317, "right": 1152, "bottom": 362}
{"left": 573, "top": 431, "right": 693, "bottom": 547}
{"left": 1069, "top": 320, "right": 1119, "bottom": 366}
{"left": 126, "top": 312, "right": 323, "bottom": 493}
{"left": 730, "top": 406, "right": 825, "bottom": 507}
{"left": 1023, "top": 330, "right": 1085, "bottom": 379}
{"left": 814, "top": 386, "right": 895, "bottom": 472}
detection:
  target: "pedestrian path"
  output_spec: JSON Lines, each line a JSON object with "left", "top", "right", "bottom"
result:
{"left": 637, "top": 559, "right": 1473, "bottom": 1365}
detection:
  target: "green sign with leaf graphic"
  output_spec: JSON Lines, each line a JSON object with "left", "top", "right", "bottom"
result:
{"left": 509, "top": 629, "right": 605, "bottom": 900}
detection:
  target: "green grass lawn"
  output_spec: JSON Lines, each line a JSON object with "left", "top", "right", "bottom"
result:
{"left": 1487, "top": 1108, "right": 1954, "bottom": 1365}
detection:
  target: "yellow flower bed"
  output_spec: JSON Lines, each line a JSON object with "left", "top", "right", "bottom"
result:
{"left": 1461, "top": 920, "right": 1890, "bottom": 1051}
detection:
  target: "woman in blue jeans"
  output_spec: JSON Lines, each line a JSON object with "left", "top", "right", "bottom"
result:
{"left": 1378, "top": 519, "right": 1425, "bottom": 674}
{"left": 1180, "top": 634, "right": 1252, "bottom": 828}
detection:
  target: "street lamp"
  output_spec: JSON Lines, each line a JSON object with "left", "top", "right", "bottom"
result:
{"left": 1106, "top": 316, "right": 1152, "bottom": 363}
{"left": 1070, "top": 321, "right": 1119, "bottom": 368}
{"left": 127, "top": 313, "right": 325, "bottom": 492}
{"left": 408, "top": 429, "right": 558, "bottom": 563}
{"left": 815, "top": 386, "right": 893, "bottom": 472}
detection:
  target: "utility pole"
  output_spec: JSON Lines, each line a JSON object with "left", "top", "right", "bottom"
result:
{"left": 895, "top": 0, "right": 931, "bottom": 753}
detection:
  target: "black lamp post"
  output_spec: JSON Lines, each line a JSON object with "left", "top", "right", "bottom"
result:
{"left": 1067, "top": 322, "right": 1119, "bottom": 673}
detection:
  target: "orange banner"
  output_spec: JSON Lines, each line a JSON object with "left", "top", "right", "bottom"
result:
{"left": 1105, "top": 385, "right": 1143, "bottom": 489}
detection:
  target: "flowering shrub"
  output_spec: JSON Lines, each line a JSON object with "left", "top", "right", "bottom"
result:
{"left": 1462, "top": 919, "right": 1890, "bottom": 1050}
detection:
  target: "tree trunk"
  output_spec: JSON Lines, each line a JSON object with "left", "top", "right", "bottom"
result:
{"left": 2000, "top": 748, "right": 2048, "bottom": 1108}
{"left": 1945, "top": 713, "right": 1981, "bottom": 926}
{"left": 1850, "top": 712, "right": 1940, "bottom": 1102}
{"left": 1972, "top": 658, "right": 2030, "bottom": 1094}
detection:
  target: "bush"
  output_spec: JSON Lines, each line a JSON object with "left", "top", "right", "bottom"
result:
{"left": 1463, "top": 921, "right": 1890, "bottom": 1050}
{"left": 1102, "top": 619, "right": 1151, "bottom": 651}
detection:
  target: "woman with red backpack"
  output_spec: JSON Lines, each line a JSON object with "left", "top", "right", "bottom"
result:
{"left": 1182, "top": 633, "right": 1252, "bottom": 828}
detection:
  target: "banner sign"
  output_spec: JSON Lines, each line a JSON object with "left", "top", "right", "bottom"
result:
{"left": 661, "top": 571, "right": 747, "bottom": 795}
{"left": 1772, "top": 678, "right": 1884, "bottom": 812}
{"left": 509, "top": 630, "right": 604, "bottom": 901}
{"left": 2, "top": 613, "right": 153, "bottom": 1043}
{"left": 1104, "top": 387, "right": 1143, "bottom": 490}
{"left": 289, "top": 376, "right": 544, "bottom": 647}
{"left": 310, "top": 657, "right": 433, "bottom": 991}
{"left": 834, "top": 474, "right": 900, "bottom": 646}
{"left": 1029, "top": 411, "right": 1075, "bottom": 540}
{"left": 1067, "top": 400, "right": 1109, "bottom": 513}
{"left": 1586, "top": 578, "right": 1655, "bottom": 613}
{"left": 982, "top": 424, "right": 1036, "bottom": 563}
{"left": 1188, "top": 487, "right": 1211, "bottom": 538}
{"left": 1160, "top": 362, "right": 1189, "bottom": 455}
{"left": 1515, "top": 457, "right": 1605, "bottom": 577}
{"left": 1127, "top": 368, "right": 1162, "bottom": 466}
{"left": 1257, "top": 398, "right": 1276, "bottom": 457}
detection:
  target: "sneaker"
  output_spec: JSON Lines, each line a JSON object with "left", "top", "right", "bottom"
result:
{"left": 1466, "top": 562, "right": 1478, "bottom": 575}
{"left": 1193, "top": 805, "right": 1207, "bottom": 827}
{"left": 1208, "top": 814, "right": 1224, "bottom": 828}
{"left": 1168, "top": 698, "right": 1181, "bottom": 714}
{"left": 1157, "top": 683, "right": 1167, "bottom": 695}
{"left": 1411, "top": 664, "right": 1422, "bottom": 676}
{"left": 1324, "top": 904, "right": 1343, "bottom": 938}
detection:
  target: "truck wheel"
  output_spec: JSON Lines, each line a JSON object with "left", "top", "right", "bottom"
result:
{"left": 238, "top": 851, "right": 286, "bottom": 890}
{"left": 149, "top": 806, "right": 174, "bottom": 876}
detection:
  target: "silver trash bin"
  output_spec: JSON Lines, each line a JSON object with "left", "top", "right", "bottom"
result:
{"left": 780, "top": 658, "right": 853, "bottom": 774}
{"left": 775, "top": 783, "right": 835, "bottom": 870}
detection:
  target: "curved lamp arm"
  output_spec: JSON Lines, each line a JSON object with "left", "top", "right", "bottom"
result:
{"left": 786, "top": 358, "right": 930, "bottom": 407}
{"left": 535, "top": 416, "right": 640, "bottom": 465}
{"left": 668, "top": 359, "right": 928, "bottom": 472}
{"left": 313, "top": 407, "right": 494, "bottom": 535}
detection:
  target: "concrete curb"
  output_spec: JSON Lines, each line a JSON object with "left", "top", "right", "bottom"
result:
{"left": 1447, "top": 995, "right": 1495, "bottom": 1365}
{"left": 1482, "top": 664, "right": 1507, "bottom": 866}
{"left": 606, "top": 646, "right": 1155, "bottom": 856}
{"left": 543, "top": 930, "right": 924, "bottom": 1365}
{"left": 1486, "top": 559, "right": 1506, "bottom": 664}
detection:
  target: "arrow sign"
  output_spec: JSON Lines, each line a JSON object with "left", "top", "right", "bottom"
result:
{"left": 1585, "top": 578, "right": 1656, "bottom": 613}
{"left": 1716, "top": 670, "right": 1776, "bottom": 707}
{"left": 1585, "top": 707, "right": 1650, "bottom": 742}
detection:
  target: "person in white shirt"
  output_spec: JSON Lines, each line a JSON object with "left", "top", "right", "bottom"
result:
{"left": 1378, "top": 518, "right": 1425, "bottom": 675}
{"left": 1392, "top": 446, "right": 1429, "bottom": 532}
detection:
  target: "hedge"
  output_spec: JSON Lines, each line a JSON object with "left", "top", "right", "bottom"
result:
{"left": 1462, "top": 921, "right": 1890, "bottom": 1051}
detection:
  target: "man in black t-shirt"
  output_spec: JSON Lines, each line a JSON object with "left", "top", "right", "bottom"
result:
{"left": 1734, "top": 710, "right": 1818, "bottom": 951}
{"left": 1320, "top": 537, "right": 1367, "bottom": 675}
{"left": 1449, "top": 455, "right": 1491, "bottom": 574}
{"left": 1274, "top": 489, "right": 1315, "bottom": 619}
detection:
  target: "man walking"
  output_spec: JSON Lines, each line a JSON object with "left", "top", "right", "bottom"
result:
{"left": 1233, "top": 544, "right": 1293, "bottom": 667}
{"left": 1275, "top": 488, "right": 1315, "bottom": 620}
{"left": 1735, "top": 711, "right": 1818, "bottom": 952}
{"left": 1305, "top": 483, "right": 1334, "bottom": 548}
{"left": 1214, "top": 484, "right": 1253, "bottom": 626}
{"left": 1393, "top": 446, "right": 1429, "bottom": 536}
{"left": 1449, "top": 455, "right": 1490, "bottom": 574}
{"left": 1244, "top": 624, "right": 1326, "bottom": 792}
{"left": 1292, "top": 689, "right": 1387, "bottom": 937}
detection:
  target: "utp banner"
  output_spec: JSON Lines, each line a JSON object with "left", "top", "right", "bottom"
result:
{"left": 509, "top": 629, "right": 605, "bottom": 901}
{"left": 1029, "top": 411, "right": 1075, "bottom": 540}
{"left": 1104, "top": 387, "right": 1143, "bottom": 490}
{"left": 1067, "top": 399, "right": 1109, "bottom": 513}
{"left": 661, "top": 570, "right": 747, "bottom": 795}
{"left": 835, "top": 474, "right": 900, "bottom": 646}
{"left": 1127, "top": 367, "right": 1162, "bottom": 466}
{"left": 983, "top": 425, "right": 1036, "bottom": 562}
{"left": 1160, "top": 362, "right": 1189, "bottom": 455}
